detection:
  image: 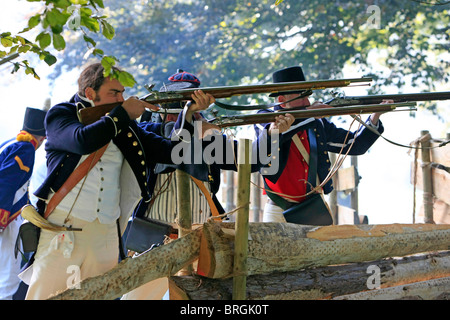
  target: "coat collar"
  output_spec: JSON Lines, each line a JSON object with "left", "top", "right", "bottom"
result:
{"left": 70, "top": 93, "right": 95, "bottom": 109}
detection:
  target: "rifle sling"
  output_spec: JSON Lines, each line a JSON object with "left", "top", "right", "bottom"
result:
{"left": 44, "top": 144, "right": 109, "bottom": 219}
{"left": 212, "top": 90, "right": 312, "bottom": 111}
{"left": 190, "top": 176, "right": 221, "bottom": 220}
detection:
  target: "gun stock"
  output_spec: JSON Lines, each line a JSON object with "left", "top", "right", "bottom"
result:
{"left": 210, "top": 102, "right": 417, "bottom": 128}
{"left": 326, "top": 91, "right": 450, "bottom": 107}
{"left": 79, "top": 77, "right": 372, "bottom": 125}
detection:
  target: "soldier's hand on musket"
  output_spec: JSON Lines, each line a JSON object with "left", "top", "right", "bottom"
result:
{"left": 122, "top": 96, "right": 160, "bottom": 120}
{"left": 189, "top": 90, "right": 215, "bottom": 111}
{"left": 186, "top": 90, "right": 215, "bottom": 120}
{"left": 269, "top": 113, "right": 295, "bottom": 135}
{"left": 370, "top": 99, "right": 393, "bottom": 125}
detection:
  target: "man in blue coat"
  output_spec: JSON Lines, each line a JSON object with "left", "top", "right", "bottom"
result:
{"left": 24, "top": 63, "right": 214, "bottom": 300}
{"left": 254, "top": 66, "right": 388, "bottom": 224}
{"left": 0, "top": 107, "right": 47, "bottom": 300}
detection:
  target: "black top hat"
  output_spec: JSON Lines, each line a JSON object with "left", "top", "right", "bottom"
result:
{"left": 22, "top": 107, "right": 47, "bottom": 136}
{"left": 269, "top": 66, "right": 306, "bottom": 97}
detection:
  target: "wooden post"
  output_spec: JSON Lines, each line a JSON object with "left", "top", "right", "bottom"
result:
{"left": 329, "top": 153, "right": 338, "bottom": 223}
{"left": 232, "top": 138, "right": 252, "bottom": 300}
{"left": 250, "top": 172, "right": 261, "bottom": 222}
{"left": 350, "top": 156, "right": 359, "bottom": 215}
{"left": 420, "top": 130, "right": 434, "bottom": 224}
{"left": 225, "top": 171, "right": 235, "bottom": 213}
{"left": 176, "top": 169, "right": 193, "bottom": 273}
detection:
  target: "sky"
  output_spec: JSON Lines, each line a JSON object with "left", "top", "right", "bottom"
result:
{"left": 1, "top": 0, "right": 448, "bottom": 225}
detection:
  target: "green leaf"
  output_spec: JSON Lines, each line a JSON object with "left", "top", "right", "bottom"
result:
{"left": 83, "top": 35, "right": 96, "bottom": 47}
{"left": 18, "top": 45, "right": 31, "bottom": 53}
{"left": 93, "top": 0, "right": 105, "bottom": 8}
{"left": 43, "top": 53, "right": 57, "bottom": 66}
{"left": 1, "top": 37, "right": 13, "bottom": 47}
{"left": 92, "top": 48, "right": 104, "bottom": 56}
{"left": 28, "top": 14, "right": 41, "bottom": 29}
{"left": 53, "top": 33, "right": 66, "bottom": 50}
{"left": 118, "top": 71, "right": 136, "bottom": 88}
{"left": 46, "top": 8, "right": 69, "bottom": 27}
{"left": 101, "top": 55, "right": 116, "bottom": 76}
{"left": 100, "top": 20, "right": 115, "bottom": 40}
{"left": 36, "top": 32, "right": 51, "bottom": 49}
{"left": 81, "top": 16, "right": 100, "bottom": 32}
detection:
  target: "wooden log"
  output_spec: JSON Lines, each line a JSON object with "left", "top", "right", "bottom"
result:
{"left": 333, "top": 276, "right": 450, "bottom": 300}
{"left": 170, "top": 251, "right": 450, "bottom": 300}
{"left": 197, "top": 221, "right": 450, "bottom": 279}
{"left": 48, "top": 228, "right": 203, "bottom": 300}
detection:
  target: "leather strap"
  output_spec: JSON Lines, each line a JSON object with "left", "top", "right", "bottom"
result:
{"left": 190, "top": 175, "right": 220, "bottom": 219}
{"left": 44, "top": 144, "right": 109, "bottom": 219}
{"left": 291, "top": 129, "right": 322, "bottom": 192}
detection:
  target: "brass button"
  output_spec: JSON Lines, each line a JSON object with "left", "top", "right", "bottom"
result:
{"left": 133, "top": 141, "right": 138, "bottom": 146}
{"left": 113, "top": 117, "right": 118, "bottom": 122}
{"left": 127, "top": 132, "right": 132, "bottom": 138}
{"left": 138, "top": 151, "right": 143, "bottom": 156}
{"left": 141, "top": 161, "right": 145, "bottom": 165}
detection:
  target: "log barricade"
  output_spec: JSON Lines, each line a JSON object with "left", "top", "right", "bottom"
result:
{"left": 48, "top": 221, "right": 450, "bottom": 300}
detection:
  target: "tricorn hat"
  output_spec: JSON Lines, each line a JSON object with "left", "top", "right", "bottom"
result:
{"left": 22, "top": 107, "right": 47, "bottom": 136}
{"left": 269, "top": 66, "right": 306, "bottom": 97}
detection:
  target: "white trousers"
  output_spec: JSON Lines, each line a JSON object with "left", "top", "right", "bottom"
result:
{"left": 263, "top": 202, "right": 287, "bottom": 223}
{"left": 25, "top": 209, "right": 118, "bottom": 300}
{"left": 0, "top": 217, "right": 22, "bottom": 300}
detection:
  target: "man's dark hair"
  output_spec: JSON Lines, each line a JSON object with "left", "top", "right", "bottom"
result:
{"left": 77, "top": 63, "right": 120, "bottom": 97}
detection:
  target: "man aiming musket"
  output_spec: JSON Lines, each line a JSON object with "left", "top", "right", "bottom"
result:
{"left": 253, "top": 66, "right": 394, "bottom": 225}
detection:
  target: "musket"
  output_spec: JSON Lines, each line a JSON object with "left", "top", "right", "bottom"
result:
{"left": 78, "top": 77, "right": 372, "bottom": 125}
{"left": 325, "top": 91, "right": 450, "bottom": 107}
{"left": 208, "top": 102, "right": 417, "bottom": 128}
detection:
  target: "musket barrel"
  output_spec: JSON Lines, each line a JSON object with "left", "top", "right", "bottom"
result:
{"left": 142, "top": 77, "right": 373, "bottom": 104}
{"left": 79, "top": 77, "right": 373, "bottom": 125}
{"left": 212, "top": 102, "right": 416, "bottom": 128}
{"left": 326, "top": 91, "right": 450, "bottom": 107}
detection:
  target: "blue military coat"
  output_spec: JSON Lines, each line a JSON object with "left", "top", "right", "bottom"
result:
{"left": 34, "top": 94, "right": 194, "bottom": 225}
{"left": 0, "top": 137, "right": 36, "bottom": 230}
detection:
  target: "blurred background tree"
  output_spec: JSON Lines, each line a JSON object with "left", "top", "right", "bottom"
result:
{"left": 2, "top": 0, "right": 449, "bottom": 109}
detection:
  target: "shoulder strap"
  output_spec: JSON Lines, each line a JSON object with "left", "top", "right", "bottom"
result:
{"left": 44, "top": 144, "right": 109, "bottom": 219}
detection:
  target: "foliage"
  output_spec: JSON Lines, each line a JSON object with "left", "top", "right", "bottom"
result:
{"left": 0, "top": 0, "right": 134, "bottom": 85}
{"left": 1, "top": 0, "right": 449, "bottom": 110}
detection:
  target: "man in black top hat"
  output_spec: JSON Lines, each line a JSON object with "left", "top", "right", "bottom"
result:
{"left": 254, "top": 66, "right": 390, "bottom": 224}
{"left": 0, "top": 107, "right": 47, "bottom": 299}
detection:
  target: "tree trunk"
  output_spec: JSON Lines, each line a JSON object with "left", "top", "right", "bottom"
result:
{"left": 48, "top": 228, "right": 203, "bottom": 300}
{"left": 170, "top": 251, "right": 450, "bottom": 300}
{"left": 333, "top": 277, "right": 450, "bottom": 300}
{"left": 197, "top": 221, "right": 450, "bottom": 279}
